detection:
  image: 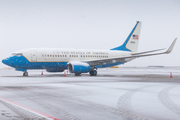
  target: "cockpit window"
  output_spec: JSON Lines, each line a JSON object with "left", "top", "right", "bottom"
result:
{"left": 12, "top": 53, "right": 23, "bottom": 56}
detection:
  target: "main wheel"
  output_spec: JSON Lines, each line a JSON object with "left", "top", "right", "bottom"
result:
{"left": 75, "top": 73, "right": 81, "bottom": 76}
{"left": 89, "top": 70, "right": 97, "bottom": 76}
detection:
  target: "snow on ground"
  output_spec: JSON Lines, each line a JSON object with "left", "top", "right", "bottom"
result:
{"left": 0, "top": 67, "right": 180, "bottom": 120}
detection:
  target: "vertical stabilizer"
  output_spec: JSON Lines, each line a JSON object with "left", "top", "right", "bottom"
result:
{"left": 111, "top": 21, "right": 142, "bottom": 52}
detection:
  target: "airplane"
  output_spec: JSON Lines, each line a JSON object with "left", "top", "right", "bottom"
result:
{"left": 2, "top": 21, "right": 177, "bottom": 76}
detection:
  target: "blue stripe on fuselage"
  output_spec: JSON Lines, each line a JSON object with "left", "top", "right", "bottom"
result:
{"left": 3, "top": 55, "right": 125, "bottom": 71}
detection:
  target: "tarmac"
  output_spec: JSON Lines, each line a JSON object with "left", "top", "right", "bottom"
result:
{"left": 0, "top": 67, "right": 180, "bottom": 120}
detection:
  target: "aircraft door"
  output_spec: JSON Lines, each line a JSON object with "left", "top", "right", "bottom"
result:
{"left": 31, "top": 51, "right": 37, "bottom": 61}
{"left": 80, "top": 53, "right": 83, "bottom": 60}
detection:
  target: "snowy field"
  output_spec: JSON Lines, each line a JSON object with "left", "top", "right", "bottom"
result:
{"left": 0, "top": 67, "right": 180, "bottom": 120}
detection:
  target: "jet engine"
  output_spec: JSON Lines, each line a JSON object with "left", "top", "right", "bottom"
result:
{"left": 68, "top": 61, "right": 91, "bottom": 73}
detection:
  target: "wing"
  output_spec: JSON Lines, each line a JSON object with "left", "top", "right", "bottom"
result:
{"left": 82, "top": 38, "right": 177, "bottom": 66}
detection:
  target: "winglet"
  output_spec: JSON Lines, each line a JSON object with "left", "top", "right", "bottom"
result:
{"left": 165, "top": 38, "right": 177, "bottom": 54}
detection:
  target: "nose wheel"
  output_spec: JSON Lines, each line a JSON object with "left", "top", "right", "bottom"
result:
{"left": 23, "top": 72, "right": 28, "bottom": 76}
{"left": 89, "top": 70, "right": 97, "bottom": 76}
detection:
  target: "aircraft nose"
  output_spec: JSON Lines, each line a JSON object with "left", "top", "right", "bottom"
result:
{"left": 2, "top": 58, "right": 9, "bottom": 65}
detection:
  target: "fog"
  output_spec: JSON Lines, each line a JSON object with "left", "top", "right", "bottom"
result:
{"left": 0, "top": 0, "right": 180, "bottom": 68}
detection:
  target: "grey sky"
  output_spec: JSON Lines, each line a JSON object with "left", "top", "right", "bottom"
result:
{"left": 0, "top": 0, "right": 180, "bottom": 68}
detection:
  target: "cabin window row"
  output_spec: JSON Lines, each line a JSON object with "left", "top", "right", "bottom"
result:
{"left": 42, "top": 54, "right": 108, "bottom": 58}
{"left": 42, "top": 55, "right": 67, "bottom": 57}
{"left": 69, "top": 55, "right": 78, "bottom": 57}
{"left": 82, "top": 55, "right": 108, "bottom": 58}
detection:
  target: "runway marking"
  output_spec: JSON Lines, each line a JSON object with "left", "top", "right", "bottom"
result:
{"left": 0, "top": 97, "right": 60, "bottom": 120}
{"left": 7, "top": 88, "right": 81, "bottom": 120}
{"left": 23, "top": 84, "right": 156, "bottom": 119}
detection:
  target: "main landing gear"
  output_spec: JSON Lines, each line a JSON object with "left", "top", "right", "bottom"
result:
{"left": 74, "top": 70, "right": 97, "bottom": 76}
{"left": 75, "top": 73, "right": 81, "bottom": 76}
{"left": 23, "top": 72, "right": 28, "bottom": 76}
{"left": 89, "top": 70, "right": 97, "bottom": 76}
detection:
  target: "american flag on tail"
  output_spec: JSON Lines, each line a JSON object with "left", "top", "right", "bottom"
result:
{"left": 133, "top": 35, "right": 138, "bottom": 39}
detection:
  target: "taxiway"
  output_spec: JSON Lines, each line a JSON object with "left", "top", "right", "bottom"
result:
{"left": 0, "top": 67, "right": 180, "bottom": 120}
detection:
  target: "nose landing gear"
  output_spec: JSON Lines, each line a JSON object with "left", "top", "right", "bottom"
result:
{"left": 23, "top": 72, "right": 28, "bottom": 76}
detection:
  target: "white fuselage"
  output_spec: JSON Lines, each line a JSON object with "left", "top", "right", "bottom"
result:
{"left": 14, "top": 48, "right": 133, "bottom": 62}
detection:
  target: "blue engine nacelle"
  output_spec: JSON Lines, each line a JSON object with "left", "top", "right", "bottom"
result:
{"left": 68, "top": 61, "right": 91, "bottom": 73}
{"left": 46, "top": 68, "right": 65, "bottom": 72}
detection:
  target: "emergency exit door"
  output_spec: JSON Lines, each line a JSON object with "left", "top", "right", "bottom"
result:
{"left": 31, "top": 51, "right": 37, "bottom": 61}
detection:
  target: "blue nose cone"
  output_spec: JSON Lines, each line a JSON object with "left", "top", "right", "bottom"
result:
{"left": 2, "top": 58, "right": 8, "bottom": 65}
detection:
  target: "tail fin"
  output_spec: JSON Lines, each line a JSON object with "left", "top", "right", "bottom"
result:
{"left": 111, "top": 21, "right": 142, "bottom": 52}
